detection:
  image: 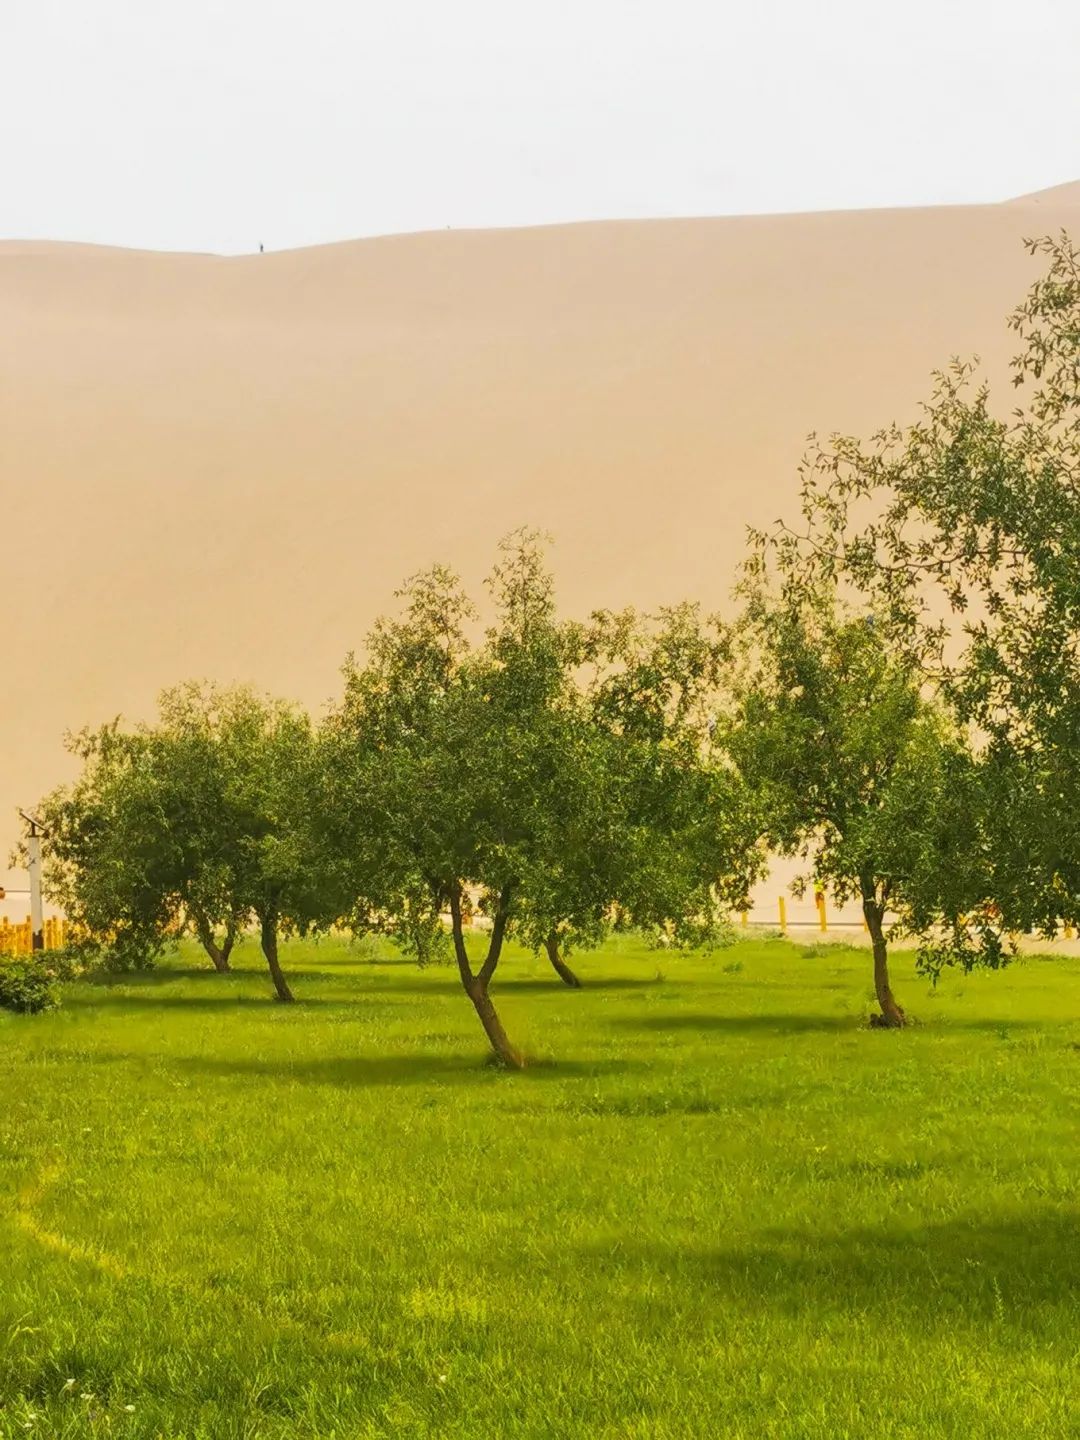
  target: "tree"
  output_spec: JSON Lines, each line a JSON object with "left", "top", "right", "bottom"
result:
{"left": 32, "top": 721, "right": 191, "bottom": 972}
{"left": 33, "top": 684, "right": 333, "bottom": 1000}
{"left": 762, "top": 232, "right": 1080, "bottom": 951}
{"left": 726, "top": 581, "right": 980, "bottom": 1026}
{"left": 581, "top": 601, "right": 761, "bottom": 955}
{"left": 326, "top": 531, "right": 758, "bottom": 1064}
{"left": 163, "top": 684, "right": 331, "bottom": 1003}
{"left": 506, "top": 602, "right": 750, "bottom": 988}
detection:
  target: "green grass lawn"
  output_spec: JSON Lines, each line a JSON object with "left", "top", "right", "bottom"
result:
{"left": 1, "top": 935, "right": 1078, "bottom": 1439}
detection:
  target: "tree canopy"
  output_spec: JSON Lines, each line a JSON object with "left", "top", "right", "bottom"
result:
{"left": 726, "top": 578, "right": 983, "bottom": 1024}
{"left": 33, "top": 683, "right": 334, "bottom": 1001}
{"left": 760, "top": 231, "right": 1080, "bottom": 955}
{"left": 324, "top": 530, "right": 759, "bottom": 1065}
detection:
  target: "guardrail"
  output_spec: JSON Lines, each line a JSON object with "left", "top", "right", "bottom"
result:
{"left": 0, "top": 916, "right": 70, "bottom": 955}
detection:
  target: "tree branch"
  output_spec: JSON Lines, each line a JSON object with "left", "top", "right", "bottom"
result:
{"left": 478, "top": 883, "right": 514, "bottom": 988}
{"left": 447, "top": 883, "right": 475, "bottom": 986}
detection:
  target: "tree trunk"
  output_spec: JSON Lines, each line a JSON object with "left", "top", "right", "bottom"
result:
{"left": 463, "top": 976, "right": 525, "bottom": 1068}
{"left": 862, "top": 897, "right": 906, "bottom": 1028}
{"left": 260, "top": 912, "right": 295, "bottom": 1003}
{"left": 448, "top": 885, "right": 524, "bottom": 1068}
{"left": 220, "top": 916, "right": 238, "bottom": 968}
{"left": 544, "top": 930, "right": 581, "bottom": 988}
{"left": 193, "top": 910, "right": 231, "bottom": 973}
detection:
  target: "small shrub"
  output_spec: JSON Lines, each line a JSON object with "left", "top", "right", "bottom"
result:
{"left": 350, "top": 932, "right": 389, "bottom": 963}
{"left": 41, "top": 943, "right": 93, "bottom": 981}
{"left": 0, "top": 957, "right": 60, "bottom": 1014}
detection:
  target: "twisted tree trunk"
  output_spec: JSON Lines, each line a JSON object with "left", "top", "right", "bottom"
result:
{"left": 544, "top": 929, "right": 581, "bottom": 987}
{"left": 862, "top": 894, "right": 906, "bottom": 1028}
{"left": 449, "top": 885, "right": 524, "bottom": 1067}
{"left": 193, "top": 907, "right": 231, "bottom": 973}
{"left": 260, "top": 910, "right": 295, "bottom": 1004}
{"left": 220, "top": 915, "right": 237, "bottom": 968}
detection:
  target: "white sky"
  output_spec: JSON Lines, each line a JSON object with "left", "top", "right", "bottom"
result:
{"left": 4, "top": 0, "right": 1079, "bottom": 254}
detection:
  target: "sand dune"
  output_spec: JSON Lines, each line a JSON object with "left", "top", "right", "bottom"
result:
{"left": 1006, "top": 179, "right": 1080, "bottom": 205}
{"left": 2, "top": 184, "right": 1078, "bottom": 908}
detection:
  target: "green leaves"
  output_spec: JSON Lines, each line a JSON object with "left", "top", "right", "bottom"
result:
{"left": 746, "top": 231, "right": 1080, "bottom": 963}
{"left": 326, "top": 533, "right": 759, "bottom": 968}
{"left": 36, "top": 683, "right": 338, "bottom": 977}
{"left": 727, "top": 575, "right": 988, "bottom": 979}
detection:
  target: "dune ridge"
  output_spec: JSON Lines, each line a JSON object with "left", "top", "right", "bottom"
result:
{"left": 3, "top": 186, "right": 1078, "bottom": 905}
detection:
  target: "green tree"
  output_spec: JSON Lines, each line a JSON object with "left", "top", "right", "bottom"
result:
{"left": 33, "top": 721, "right": 189, "bottom": 971}
{"left": 582, "top": 601, "right": 761, "bottom": 954}
{"left": 726, "top": 583, "right": 979, "bottom": 1026}
{"left": 161, "top": 684, "right": 330, "bottom": 1003}
{"left": 34, "top": 684, "right": 331, "bottom": 1000}
{"left": 763, "top": 232, "right": 1080, "bottom": 950}
{"left": 326, "top": 531, "right": 757, "bottom": 1064}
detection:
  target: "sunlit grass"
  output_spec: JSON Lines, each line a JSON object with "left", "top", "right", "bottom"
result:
{"left": 1, "top": 934, "right": 1078, "bottom": 1438}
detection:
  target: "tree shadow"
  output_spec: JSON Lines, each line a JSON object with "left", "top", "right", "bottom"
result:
{"left": 66, "top": 991, "right": 354, "bottom": 1012}
{"left": 365, "top": 975, "right": 665, "bottom": 996}
{"left": 172, "top": 1052, "right": 641, "bottom": 1087}
{"left": 619, "top": 1012, "right": 859, "bottom": 1034}
{"left": 575, "top": 1209, "right": 1080, "bottom": 1328}
{"left": 617, "top": 1011, "right": 1052, "bottom": 1035}
{"left": 57, "top": 1048, "right": 639, "bottom": 1088}
{"left": 82, "top": 966, "right": 237, "bottom": 987}
{"left": 82, "top": 965, "right": 336, "bottom": 988}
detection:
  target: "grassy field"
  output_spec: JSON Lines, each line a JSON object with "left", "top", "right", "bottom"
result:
{"left": 1, "top": 934, "right": 1077, "bottom": 1439}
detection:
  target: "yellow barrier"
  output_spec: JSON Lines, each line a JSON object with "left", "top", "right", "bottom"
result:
{"left": 0, "top": 915, "right": 70, "bottom": 956}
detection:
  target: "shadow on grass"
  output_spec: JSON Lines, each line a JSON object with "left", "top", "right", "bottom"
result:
{"left": 82, "top": 967, "right": 334, "bottom": 988}
{"left": 365, "top": 975, "right": 665, "bottom": 995}
{"left": 619, "top": 1012, "right": 858, "bottom": 1034}
{"left": 67, "top": 991, "right": 357, "bottom": 1012}
{"left": 172, "top": 1052, "right": 641, "bottom": 1087}
{"left": 56, "top": 1049, "right": 640, "bottom": 1088}
{"left": 618, "top": 1011, "right": 1051, "bottom": 1035}
{"left": 78, "top": 969, "right": 663, "bottom": 1000}
{"left": 576, "top": 1210, "right": 1080, "bottom": 1326}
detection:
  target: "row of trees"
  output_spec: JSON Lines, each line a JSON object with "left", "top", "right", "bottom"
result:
{"left": 23, "top": 233, "right": 1079, "bottom": 1059}
{"left": 30, "top": 534, "right": 763, "bottom": 1064}
{"left": 24, "top": 527, "right": 991, "bottom": 1056}
{"left": 761, "top": 231, "right": 1080, "bottom": 966}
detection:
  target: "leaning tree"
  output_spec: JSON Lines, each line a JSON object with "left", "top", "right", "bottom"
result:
{"left": 725, "top": 577, "right": 983, "bottom": 1026}
{"left": 32, "top": 721, "right": 181, "bottom": 971}
{"left": 762, "top": 231, "right": 1080, "bottom": 954}
{"left": 33, "top": 683, "right": 334, "bottom": 1000}
{"left": 326, "top": 530, "right": 758, "bottom": 1064}
{"left": 172, "top": 683, "right": 334, "bottom": 1003}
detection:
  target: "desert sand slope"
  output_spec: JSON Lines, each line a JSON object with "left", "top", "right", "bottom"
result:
{"left": 2, "top": 187, "right": 1079, "bottom": 906}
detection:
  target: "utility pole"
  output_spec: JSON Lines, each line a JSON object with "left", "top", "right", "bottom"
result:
{"left": 19, "top": 811, "right": 45, "bottom": 952}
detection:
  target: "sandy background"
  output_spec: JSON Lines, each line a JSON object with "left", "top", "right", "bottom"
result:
{"left": 3, "top": 183, "right": 1078, "bottom": 919}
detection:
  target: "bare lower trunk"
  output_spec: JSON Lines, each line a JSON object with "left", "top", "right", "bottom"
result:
{"left": 463, "top": 976, "right": 525, "bottom": 1066}
{"left": 449, "top": 885, "right": 524, "bottom": 1067}
{"left": 863, "top": 897, "right": 906, "bottom": 1028}
{"left": 194, "top": 911, "right": 231, "bottom": 973}
{"left": 545, "top": 930, "right": 581, "bottom": 988}
{"left": 260, "top": 912, "right": 294, "bottom": 1004}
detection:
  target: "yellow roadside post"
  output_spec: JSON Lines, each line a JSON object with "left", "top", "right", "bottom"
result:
{"left": 778, "top": 896, "right": 787, "bottom": 934}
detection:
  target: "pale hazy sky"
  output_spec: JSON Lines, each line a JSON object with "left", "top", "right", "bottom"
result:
{"left": 4, "top": 0, "right": 1079, "bottom": 254}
